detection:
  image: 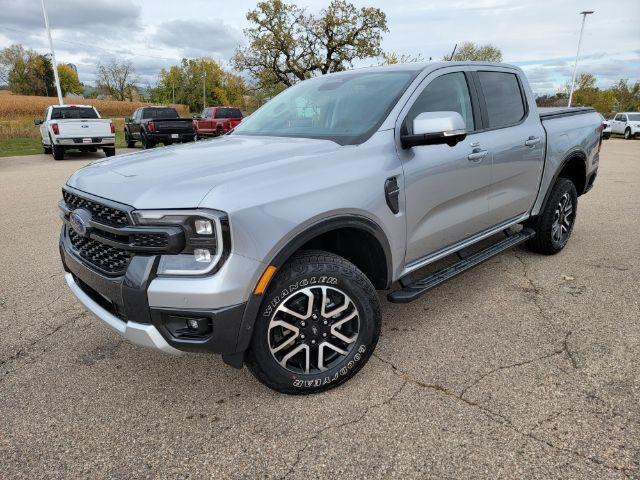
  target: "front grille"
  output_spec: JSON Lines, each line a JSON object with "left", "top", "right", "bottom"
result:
{"left": 131, "top": 233, "right": 168, "bottom": 248}
{"left": 69, "top": 229, "right": 130, "bottom": 275}
{"left": 63, "top": 190, "right": 129, "bottom": 226}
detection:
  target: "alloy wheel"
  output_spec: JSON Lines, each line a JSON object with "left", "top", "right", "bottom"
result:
{"left": 268, "top": 286, "right": 360, "bottom": 374}
{"left": 551, "top": 192, "right": 573, "bottom": 244}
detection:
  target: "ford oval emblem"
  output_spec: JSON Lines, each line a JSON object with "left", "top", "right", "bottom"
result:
{"left": 69, "top": 209, "right": 91, "bottom": 237}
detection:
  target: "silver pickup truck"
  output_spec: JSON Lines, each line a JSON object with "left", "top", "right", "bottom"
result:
{"left": 59, "top": 62, "right": 602, "bottom": 394}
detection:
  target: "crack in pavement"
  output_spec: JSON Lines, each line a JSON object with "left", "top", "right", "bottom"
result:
{"left": 282, "top": 380, "right": 407, "bottom": 479}
{"left": 0, "top": 311, "right": 88, "bottom": 377}
{"left": 372, "top": 352, "right": 632, "bottom": 478}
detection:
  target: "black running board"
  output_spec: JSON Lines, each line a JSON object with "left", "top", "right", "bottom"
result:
{"left": 388, "top": 228, "right": 535, "bottom": 304}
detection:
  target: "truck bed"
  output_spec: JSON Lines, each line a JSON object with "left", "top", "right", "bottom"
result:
{"left": 538, "top": 107, "right": 595, "bottom": 121}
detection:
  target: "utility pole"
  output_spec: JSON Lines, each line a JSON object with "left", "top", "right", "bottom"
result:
{"left": 41, "top": 0, "right": 63, "bottom": 104}
{"left": 568, "top": 10, "right": 594, "bottom": 107}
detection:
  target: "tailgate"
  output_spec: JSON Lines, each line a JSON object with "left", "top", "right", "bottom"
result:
{"left": 57, "top": 119, "right": 112, "bottom": 137}
{"left": 229, "top": 118, "right": 242, "bottom": 128}
{"left": 154, "top": 119, "right": 194, "bottom": 133}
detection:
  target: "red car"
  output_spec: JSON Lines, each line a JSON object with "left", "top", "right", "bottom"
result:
{"left": 193, "top": 107, "right": 243, "bottom": 138}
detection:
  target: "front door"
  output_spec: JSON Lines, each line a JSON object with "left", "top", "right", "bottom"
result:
{"left": 397, "top": 68, "right": 494, "bottom": 264}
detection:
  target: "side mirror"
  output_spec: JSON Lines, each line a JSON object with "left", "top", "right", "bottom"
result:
{"left": 401, "top": 111, "right": 467, "bottom": 149}
{"left": 33, "top": 119, "right": 43, "bottom": 126}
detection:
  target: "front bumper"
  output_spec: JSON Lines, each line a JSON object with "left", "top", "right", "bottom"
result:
{"left": 64, "top": 272, "right": 181, "bottom": 354}
{"left": 60, "top": 227, "right": 252, "bottom": 356}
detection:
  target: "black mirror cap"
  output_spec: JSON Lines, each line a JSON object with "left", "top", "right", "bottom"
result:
{"left": 401, "top": 131, "right": 466, "bottom": 149}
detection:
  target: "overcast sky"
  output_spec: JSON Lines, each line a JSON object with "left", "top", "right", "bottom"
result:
{"left": 0, "top": 0, "right": 638, "bottom": 95}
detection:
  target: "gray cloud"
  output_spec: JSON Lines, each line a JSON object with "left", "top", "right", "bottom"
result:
{"left": 152, "top": 19, "right": 243, "bottom": 59}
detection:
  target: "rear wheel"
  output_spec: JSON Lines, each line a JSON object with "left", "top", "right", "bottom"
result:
{"left": 526, "top": 178, "right": 577, "bottom": 255}
{"left": 246, "top": 250, "right": 381, "bottom": 394}
{"left": 125, "top": 130, "right": 135, "bottom": 148}
{"left": 52, "top": 145, "right": 64, "bottom": 160}
{"left": 43, "top": 144, "right": 52, "bottom": 154}
{"left": 103, "top": 147, "right": 116, "bottom": 157}
{"left": 141, "top": 132, "right": 154, "bottom": 149}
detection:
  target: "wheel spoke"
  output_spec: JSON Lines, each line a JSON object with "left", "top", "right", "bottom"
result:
{"left": 280, "top": 343, "right": 310, "bottom": 374}
{"left": 321, "top": 287, "right": 350, "bottom": 318}
{"left": 330, "top": 310, "right": 358, "bottom": 344}
{"left": 279, "top": 290, "right": 314, "bottom": 320}
{"left": 317, "top": 341, "right": 348, "bottom": 372}
{"left": 552, "top": 223, "right": 561, "bottom": 242}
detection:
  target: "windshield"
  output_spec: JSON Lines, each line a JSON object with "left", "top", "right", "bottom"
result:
{"left": 232, "top": 71, "right": 416, "bottom": 145}
{"left": 143, "top": 108, "right": 179, "bottom": 119}
{"left": 51, "top": 107, "right": 98, "bottom": 120}
{"left": 628, "top": 113, "right": 640, "bottom": 121}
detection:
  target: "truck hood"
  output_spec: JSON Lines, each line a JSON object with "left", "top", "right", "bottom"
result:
{"left": 66, "top": 135, "right": 340, "bottom": 208}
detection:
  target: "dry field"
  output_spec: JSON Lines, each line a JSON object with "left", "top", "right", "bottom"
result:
{"left": 0, "top": 92, "right": 188, "bottom": 139}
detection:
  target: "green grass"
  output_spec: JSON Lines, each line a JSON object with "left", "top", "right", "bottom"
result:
{"left": 0, "top": 131, "right": 129, "bottom": 157}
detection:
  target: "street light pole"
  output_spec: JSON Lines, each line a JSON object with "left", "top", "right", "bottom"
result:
{"left": 568, "top": 10, "right": 594, "bottom": 107}
{"left": 41, "top": 0, "right": 63, "bottom": 105}
{"left": 203, "top": 70, "right": 207, "bottom": 109}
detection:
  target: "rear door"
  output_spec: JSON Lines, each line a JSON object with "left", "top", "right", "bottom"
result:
{"left": 472, "top": 69, "right": 545, "bottom": 224}
{"left": 397, "top": 67, "right": 494, "bottom": 263}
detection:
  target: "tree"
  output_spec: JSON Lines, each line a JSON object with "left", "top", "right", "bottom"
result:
{"left": 380, "top": 52, "right": 424, "bottom": 65}
{"left": 154, "top": 58, "right": 249, "bottom": 112}
{"left": 610, "top": 79, "right": 640, "bottom": 112}
{"left": 57, "top": 64, "right": 83, "bottom": 96}
{"left": 1, "top": 44, "right": 55, "bottom": 96}
{"left": 232, "top": 0, "right": 388, "bottom": 90}
{"left": 444, "top": 42, "right": 503, "bottom": 62}
{"left": 95, "top": 60, "right": 138, "bottom": 101}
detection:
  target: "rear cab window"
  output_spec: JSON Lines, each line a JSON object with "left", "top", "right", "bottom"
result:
{"left": 50, "top": 107, "right": 99, "bottom": 120}
{"left": 142, "top": 108, "right": 179, "bottom": 119}
{"left": 215, "top": 108, "right": 243, "bottom": 119}
{"left": 477, "top": 71, "right": 526, "bottom": 128}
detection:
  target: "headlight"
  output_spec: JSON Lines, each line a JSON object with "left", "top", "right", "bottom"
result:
{"left": 132, "top": 209, "right": 228, "bottom": 276}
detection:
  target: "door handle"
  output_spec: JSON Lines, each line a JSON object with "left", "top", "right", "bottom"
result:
{"left": 468, "top": 149, "right": 488, "bottom": 162}
{"left": 525, "top": 136, "right": 540, "bottom": 147}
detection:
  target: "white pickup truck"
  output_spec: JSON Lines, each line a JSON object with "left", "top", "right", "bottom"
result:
{"left": 35, "top": 105, "right": 116, "bottom": 160}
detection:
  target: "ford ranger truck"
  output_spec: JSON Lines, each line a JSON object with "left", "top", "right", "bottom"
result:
{"left": 59, "top": 62, "right": 602, "bottom": 394}
{"left": 35, "top": 105, "right": 116, "bottom": 160}
{"left": 124, "top": 106, "right": 195, "bottom": 149}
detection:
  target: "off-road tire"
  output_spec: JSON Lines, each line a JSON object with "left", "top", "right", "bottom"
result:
{"left": 526, "top": 178, "right": 577, "bottom": 255}
{"left": 246, "top": 250, "right": 381, "bottom": 395}
{"left": 52, "top": 145, "right": 64, "bottom": 160}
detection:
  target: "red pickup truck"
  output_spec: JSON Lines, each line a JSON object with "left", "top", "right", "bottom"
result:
{"left": 193, "top": 107, "right": 243, "bottom": 138}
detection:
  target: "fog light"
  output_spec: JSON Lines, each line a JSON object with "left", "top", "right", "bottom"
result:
{"left": 194, "top": 248, "right": 211, "bottom": 263}
{"left": 194, "top": 219, "right": 213, "bottom": 235}
{"left": 186, "top": 318, "right": 199, "bottom": 330}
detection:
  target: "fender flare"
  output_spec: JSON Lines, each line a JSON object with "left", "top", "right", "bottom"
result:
{"left": 225, "top": 215, "right": 392, "bottom": 365}
{"left": 537, "top": 148, "right": 588, "bottom": 215}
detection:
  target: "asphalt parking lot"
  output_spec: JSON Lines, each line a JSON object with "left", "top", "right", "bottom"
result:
{"left": 1, "top": 140, "right": 639, "bottom": 479}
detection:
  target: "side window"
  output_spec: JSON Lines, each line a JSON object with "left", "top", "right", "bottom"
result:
{"left": 406, "top": 72, "right": 475, "bottom": 133}
{"left": 621, "top": 115, "right": 627, "bottom": 122}
{"left": 477, "top": 71, "right": 526, "bottom": 128}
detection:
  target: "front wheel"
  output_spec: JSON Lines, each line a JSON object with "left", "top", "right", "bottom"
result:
{"left": 125, "top": 130, "right": 135, "bottom": 148}
{"left": 246, "top": 250, "right": 381, "bottom": 395}
{"left": 624, "top": 128, "right": 632, "bottom": 140}
{"left": 525, "top": 178, "right": 577, "bottom": 255}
